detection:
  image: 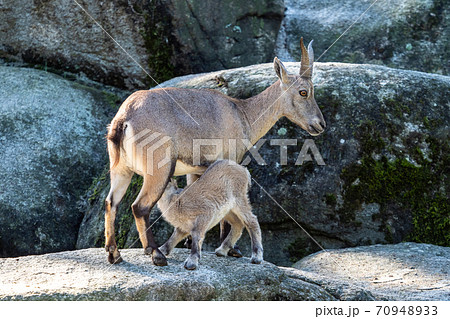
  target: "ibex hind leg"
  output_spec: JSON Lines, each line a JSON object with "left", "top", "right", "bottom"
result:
{"left": 132, "top": 162, "right": 175, "bottom": 266}
{"left": 221, "top": 221, "right": 243, "bottom": 258}
{"left": 215, "top": 213, "right": 244, "bottom": 258}
{"left": 241, "top": 209, "right": 263, "bottom": 264}
{"left": 105, "top": 168, "right": 133, "bottom": 264}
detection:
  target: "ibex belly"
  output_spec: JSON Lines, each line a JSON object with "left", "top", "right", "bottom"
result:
{"left": 173, "top": 160, "right": 207, "bottom": 176}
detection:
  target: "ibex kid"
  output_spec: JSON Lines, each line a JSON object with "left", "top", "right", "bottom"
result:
{"left": 157, "top": 160, "right": 263, "bottom": 270}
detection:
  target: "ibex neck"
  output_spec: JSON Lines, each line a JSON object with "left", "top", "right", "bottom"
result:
{"left": 241, "top": 81, "right": 283, "bottom": 145}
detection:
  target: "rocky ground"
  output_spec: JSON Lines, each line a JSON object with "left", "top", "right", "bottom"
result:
{"left": 0, "top": 243, "right": 448, "bottom": 300}
{"left": 291, "top": 242, "right": 450, "bottom": 301}
{"left": 0, "top": 248, "right": 333, "bottom": 301}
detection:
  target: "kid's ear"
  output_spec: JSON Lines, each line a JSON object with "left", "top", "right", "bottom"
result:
{"left": 170, "top": 178, "right": 179, "bottom": 187}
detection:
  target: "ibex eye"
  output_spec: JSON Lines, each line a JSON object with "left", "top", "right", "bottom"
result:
{"left": 299, "top": 90, "right": 308, "bottom": 97}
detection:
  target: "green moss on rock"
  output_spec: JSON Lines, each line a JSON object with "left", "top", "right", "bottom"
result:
{"left": 139, "top": 0, "right": 175, "bottom": 86}
{"left": 338, "top": 133, "right": 449, "bottom": 245}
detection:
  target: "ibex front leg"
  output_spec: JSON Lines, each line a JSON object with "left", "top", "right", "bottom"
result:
{"left": 105, "top": 169, "right": 133, "bottom": 264}
{"left": 159, "top": 227, "right": 188, "bottom": 256}
{"left": 183, "top": 173, "right": 200, "bottom": 249}
{"left": 184, "top": 231, "right": 205, "bottom": 270}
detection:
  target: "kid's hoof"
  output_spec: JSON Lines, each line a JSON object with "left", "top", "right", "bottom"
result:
{"left": 251, "top": 257, "right": 263, "bottom": 264}
{"left": 184, "top": 259, "right": 198, "bottom": 270}
{"left": 228, "top": 247, "right": 243, "bottom": 258}
{"left": 152, "top": 251, "right": 168, "bottom": 266}
{"left": 214, "top": 247, "right": 228, "bottom": 257}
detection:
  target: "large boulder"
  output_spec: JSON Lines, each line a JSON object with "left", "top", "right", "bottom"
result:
{"left": 0, "top": 65, "right": 118, "bottom": 257}
{"left": 1, "top": 0, "right": 284, "bottom": 89}
{"left": 77, "top": 62, "right": 449, "bottom": 266}
{"left": 0, "top": 248, "right": 335, "bottom": 300}
{"left": 276, "top": 0, "right": 449, "bottom": 75}
{"left": 166, "top": 0, "right": 284, "bottom": 73}
{"left": 291, "top": 242, "right": 450, "bottom": 301}
{"left": 0, "top": 0, "right": 150, "bottom": 89}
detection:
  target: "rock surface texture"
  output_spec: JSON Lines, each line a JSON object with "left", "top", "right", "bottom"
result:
{"left": 165, "top": 0, "right": 284, "bottom": 73}
{"left": 0, "top": 0, "right": 150, "bottom": 89}
{"left": 78, "top": 62, "right": 449, "bottom": 266}
{"left": 0, "top": 0, "right": 284, "bottom": 89}
{"left": 0, "top": 66, "right": 115, "bottom": 257}
{"left": 0, "top": 248, "right": 334, "bottom": 301}
{"left": 291, "top": 242, "right": 450, "bottom": 301}
{"left": 276, "top": 0, "right": 449, "bottom": 75}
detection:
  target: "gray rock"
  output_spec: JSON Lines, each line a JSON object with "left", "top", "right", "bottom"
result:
{"left": 0, "top": 248, "right": 335, "bottom": 301}
{"left": 0, "top": 66, "right": 116, "bottom": 257}
{"left": 166, "top": 0, "right": 284, "bottom": 73}
{"left": 1, "top": 0, "right": 284, "bottom": 89}
{"left": 0, "top": 0, "right": 151, "bottom": 89}
{"left": 276, "top": 0, "right": 449, "bottom": 75}
{"left": 292, "top": 242, "right": 450, "bottom": 300}
{"left": 78, "top": 62, "right": 449, "bottom": 266}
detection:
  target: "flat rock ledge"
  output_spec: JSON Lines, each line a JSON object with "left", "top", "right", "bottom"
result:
{"left": 0, "top": 248, "right": 334, "bottom": 301}
{"left": 291, "top": 243, "right": 450, "bottom": 301}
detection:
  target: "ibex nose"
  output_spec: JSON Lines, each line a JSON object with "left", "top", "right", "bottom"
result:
{"left": 309, "top": 119, "right": 325, "bottom": 135}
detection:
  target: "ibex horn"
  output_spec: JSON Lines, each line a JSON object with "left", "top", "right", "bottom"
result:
{"left": 300, "top": 37, "right": 314, "bottom": 78}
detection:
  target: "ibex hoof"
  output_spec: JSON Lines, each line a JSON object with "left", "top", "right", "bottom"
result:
{"left": 152, "top": 250, "right": 168, "bottom": 266}
{"left": 251, "top": 256, "right": 263, "bottom": 264}
{"left": 108, "top": 253, "right": 123, "bottom": 264}
{"left": 106, "top": 245, "right": 122, "bottom": 264}
{"left": 228, "top": 247, "right": 243, "bottom": 258}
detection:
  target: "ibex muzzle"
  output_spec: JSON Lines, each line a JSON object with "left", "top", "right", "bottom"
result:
{"left": 104, "top": 37, "right": 325, "bottom": 266}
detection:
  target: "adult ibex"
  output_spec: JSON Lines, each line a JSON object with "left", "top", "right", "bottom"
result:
{"left": 105, "top": 38, "right": 325, "bottom": 266}
{"left": 157, "top": 160, "right": 263, "bottom": 270}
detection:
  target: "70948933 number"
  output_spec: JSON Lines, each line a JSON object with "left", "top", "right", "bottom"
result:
{"left": 376, "top": 306, "right": 438, "bottom": 316}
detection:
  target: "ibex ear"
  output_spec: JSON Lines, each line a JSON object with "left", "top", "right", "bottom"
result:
{"left": 273, "top": 57, "right": 290, "bottom": 84}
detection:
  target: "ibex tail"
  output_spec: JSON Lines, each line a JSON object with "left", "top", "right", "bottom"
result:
{"left": 107, "top": 117, "right": 125, "bottom": 169}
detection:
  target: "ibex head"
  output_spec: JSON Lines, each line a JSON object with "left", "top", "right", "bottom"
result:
{"left": 273, "top": 38, "right": 326, "bottom": 136}
{"left": 161, "top": 178, "right": 182, "bottom": 204}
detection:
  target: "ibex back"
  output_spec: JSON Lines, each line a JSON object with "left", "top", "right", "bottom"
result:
{"left": 105, "top": 38, "right": 325, "bottom": 265}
